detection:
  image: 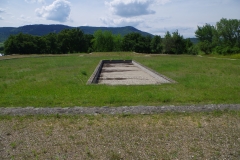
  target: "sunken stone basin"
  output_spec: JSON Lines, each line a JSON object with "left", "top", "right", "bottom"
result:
{"left": 87, "top": 60, "right": 175, "bottom": 85}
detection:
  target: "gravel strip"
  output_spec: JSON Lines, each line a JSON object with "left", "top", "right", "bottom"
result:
{"left": 0, "top": 104, "right": 240, "bottom": 116}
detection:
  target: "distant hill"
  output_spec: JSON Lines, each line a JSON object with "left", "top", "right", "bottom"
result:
{"left": 0, "top": 24, "right": 153, "bottom": 42}
{"left": 0, "top": 24, "right": 199, "bottom": 44}
{"left": 189, "top": 38, "right": 199, "bottom": 44}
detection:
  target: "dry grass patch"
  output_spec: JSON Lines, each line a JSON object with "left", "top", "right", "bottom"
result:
{"left": 0, "top": 111, "right": 240, "bottom": 159}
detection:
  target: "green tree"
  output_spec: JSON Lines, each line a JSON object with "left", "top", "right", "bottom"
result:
{"left": 196, "top": 18, "right": 240, "bottom": 55}
{"left": 68, "top": 28, "right": 86, "bottom": 53}
{"left": 4, "top": 35, "right": 18, "bottom": 54}
{"left": 84, "top": 34, "right": 94, "bottom": 53}
{"left": 4, "top": 33, "right": 40, "bottom": 54}
{"left": 122, "top": 33, "right": 142, "bottom": 52}
{"left": 162, "top": 31, "right": 190, "bottom": 54}
{"left": 195, "top": 24, "right": 216, "bottom": 42}
{"left": 57, "top": 29, "right": 70, "bottom": 53}
{"left": 134, "top": 35, "right": 151, "bottom": 53}
{"left": 44, "top": 33, "right": 59, "bottom": 54}
{"left": 122, "top": 33, "right": 151, "bottom": 53}
{"left": 92, "top": 30, "right": 114, "bottom": 52}
{"left": 113, "top": 34, "right": 123, "bottom": 51}
{"left": 150, "top": 35, "right": 162, "bottom": 53}
{"left": 162, "top": 31, "right": 173, "bottom": 54}
{"left": 216, "top": 18, "right": 240, "bottom": 48}
{"left": 4, "top": 28, "right": 90, "bottom": 54}
{"left": 195, "top": 24, "right": 217, "bottom": 54}
{"left": 172, "top": 31, "right": 186, "bottom": 54}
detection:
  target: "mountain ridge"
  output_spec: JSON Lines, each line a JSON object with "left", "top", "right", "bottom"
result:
{"left": 0, "top": 24, "right": 152, "bottom": 42}
{"left": 0, "top": 24, "right": 198, "bottom": 44}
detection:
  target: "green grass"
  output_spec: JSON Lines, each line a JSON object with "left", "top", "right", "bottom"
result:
{"left": 0, "top": 52, "right": 239, "bottom": 107}
{"left": 202, "top": 53, "right": 240, "bottom": 59}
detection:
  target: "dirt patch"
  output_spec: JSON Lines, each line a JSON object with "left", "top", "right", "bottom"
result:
{"left": 0, "top": 112, "right": 239, "bottom": 159}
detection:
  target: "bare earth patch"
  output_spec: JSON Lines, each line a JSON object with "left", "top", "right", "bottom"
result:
{"left": 0, "top": 110, "right": 240, "bottom": 159}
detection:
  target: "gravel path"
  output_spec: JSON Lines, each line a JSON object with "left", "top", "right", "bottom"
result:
{"left": 0, "top": 104, "right": 240, "bottom": 116}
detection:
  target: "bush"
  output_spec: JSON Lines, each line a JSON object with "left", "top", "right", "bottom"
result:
{"left": 198, "top": 41, "right": 214, "bottom": 54}
{"left": 214, "top": 46, "right": 240, "bottom": 55}
{"left": 187, "top": 45, "right": 199, "bottom": 55}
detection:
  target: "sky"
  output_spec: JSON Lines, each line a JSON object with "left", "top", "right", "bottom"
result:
{"left": 0, "top": 0, "right": 239, "bottom": 37}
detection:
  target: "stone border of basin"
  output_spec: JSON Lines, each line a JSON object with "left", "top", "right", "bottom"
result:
{"left": 87, "top": 60, "right": 176, "bottom": 85}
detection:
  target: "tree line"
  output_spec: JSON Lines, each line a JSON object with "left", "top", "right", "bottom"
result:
{"left": 4, "top": 29, "right": 93, "bottom": 54}
{"left": 3, "top": 18, "right": 239, "bottom": 55}
{"left": 195, "top": 18, "right": 240, "bottom": 55}
{"left": 3, "top": 28, "right": 193, "bottom": 55}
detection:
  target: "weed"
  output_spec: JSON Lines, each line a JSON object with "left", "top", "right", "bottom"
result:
{"left": 108, "top": 150, "right": 122, "bottom": 160}
{"left": 45, "top": 126, "right": 53, "bottom": 136}
{"left": 56, "top": 114, "right": 61, "bottom": 119}
{"left": 85, "top": 147, "right": 94, "bottom": 158}
{"left": 81, "top": 70, "right": 87, "bottom": 76}
{"left": 10, "top": 142, "right": 17, "bottom": 149}
{"left": 68, "top": 135, "right": 75, "bottom": 140}
{"left": 78, "top": 126, "right": 84, "bottom": 130}
{"left": 212, "top": 110, "right": 224, "bottom": 117}
{"left": 32, "top": 150, "right": 38, "bottom": 157}
{"left": 120, "top": 113, "right": 132, "bottom": 118}
{"left": 197, "top": 121, "right": 203, "bottom": 128}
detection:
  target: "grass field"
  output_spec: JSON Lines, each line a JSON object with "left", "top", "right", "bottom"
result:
{"left": 0, "top": 52, "right": 239, "bottom": 107}
{"left": 0, "top": 53, "right": 240, "bottom": 159}
{"left": 0, "top": 111, "right": 240, "bottom": 159}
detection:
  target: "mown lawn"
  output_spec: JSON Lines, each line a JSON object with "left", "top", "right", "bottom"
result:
{"left": 0, "top": 52, "right": 239, "bottom": 107}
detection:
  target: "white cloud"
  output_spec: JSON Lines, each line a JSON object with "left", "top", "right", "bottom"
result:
{"left": 150, "top": 26, "right": 196, "bottom": 37}
{"left": 20, "top": 14, "right": 30, "bottom": 20}
{"left": 35, "top": 0, "right": 71, "bottom": 22}
{"left": 0, "top": 8, "right": 5, "bottom": 20}
{"left": 0, "top": 8, "right": 5, "bottom": 13}
{"left": 101, "top": 17, "right": 143, "bottom": 27}
{"left": 106, "top": 0, "right": 156, "bottom": 17}
{"left": 25, "top": 0, "right": 45, "bottom": 3}
{"left": 155, "top": 0, "right": 171, "bottom": 5}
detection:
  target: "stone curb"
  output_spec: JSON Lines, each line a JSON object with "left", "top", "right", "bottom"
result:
{"left": 0, "top": 104, "right": 240, "bottom": 116}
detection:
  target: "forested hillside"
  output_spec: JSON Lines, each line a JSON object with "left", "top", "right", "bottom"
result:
{"left": 0, "top": 25, "right": 152, "bottom": 42}
{"left": 3, "top": 28, "right": 195, "bottom": 55}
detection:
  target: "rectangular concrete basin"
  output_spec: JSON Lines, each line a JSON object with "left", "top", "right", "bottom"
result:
{"left": 87, "top": 60, "right": 175, "bottom": 85}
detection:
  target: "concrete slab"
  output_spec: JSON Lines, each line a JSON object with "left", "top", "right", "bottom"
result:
{"left": 87, "top": 60, "right": 175, "bottom": 85}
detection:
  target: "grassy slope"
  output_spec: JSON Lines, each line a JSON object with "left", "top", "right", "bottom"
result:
{"left": 0, "top": 111, "right": 240, "bottom": 159}
{"left": 0, "top": 52, "right": 239, "bottom": 107}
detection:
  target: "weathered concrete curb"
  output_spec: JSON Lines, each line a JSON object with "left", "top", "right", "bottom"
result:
{"left": 132, "top": 60, "right": 176, "bottom": 83}
{"left": 0, "top": 104, "right": 240, "bottom": 116}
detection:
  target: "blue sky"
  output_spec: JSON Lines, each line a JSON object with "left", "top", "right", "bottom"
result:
{"left": 0, "top": 0, "right": 239, "bottom": 37}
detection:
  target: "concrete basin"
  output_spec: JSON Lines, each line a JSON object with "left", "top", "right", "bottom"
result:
{"left": 87, "top": 60, "right": 175, "bottom": 85}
